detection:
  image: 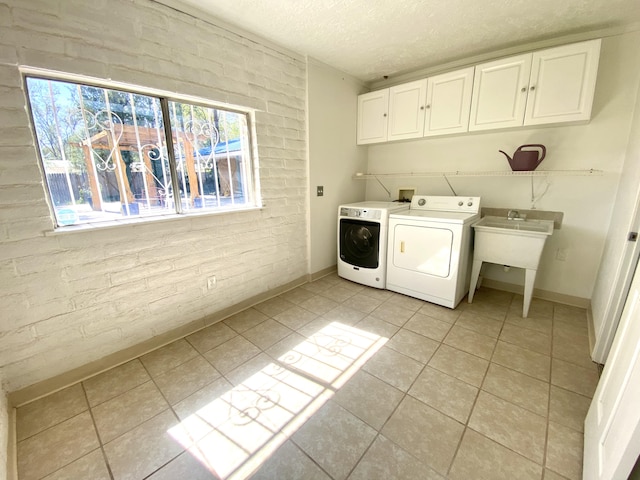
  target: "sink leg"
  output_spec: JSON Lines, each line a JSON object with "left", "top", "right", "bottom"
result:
{"left": 523, "top": 269, "right": 537, "bottom": 318}
{"left": 468, "top": 260, "right": 483, "bottom": 303}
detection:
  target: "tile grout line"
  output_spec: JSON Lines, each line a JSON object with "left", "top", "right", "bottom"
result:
{"left": 144, "top": 345, "right": 280, "bottom": 479}
{"left": 378, "top": 291, "right": 524, "bottom": 475}
{"left": 490, "top": 344, "right": 551, "bottom": 381}
{"left": 80, "top": 382, "right": 116, "bottom": 480}
{"left": 359, "top": 360, "right": 428, "bottom": 474}
{"left": 198, "top": 289, "right": 532, "bottom": 476}
{"left": 134, "top": 319, "right": 318, "bottom": 478}
{"left": 237, "top": 287, "right": 562, "bottom": 477}
{"left": 15, "top": 410, "right": 108, "bottom": 480}
{"left": 246, "top": 286, "right": 348, "bottom": 479}
{"left": 324, "top": 292, "right": 453, "bottom": 478}
{"left": 230, "top": 347, "right": 339, "bottom": 479}
{"left": 182, "top": 293, "right": 364, "bottom": 479}
{"left": 13, "top": 404, "right": 84, "bottom": 445}
{"left": 136, "top": 358, "right": 196, "bottom": 479}
{"left": 372, "top": 308, "right": 458, "bottom": 477}
{"left": 494, "top": 295, "right": 550, "bottom": 472}
{"left": 542, "top": 308, "right": 557, "bottom": 477}
{"left": 474, "top": 304, "right": 556, "bottom": 419}
{"left": 445, "top": 299, "right": 510, "bottom": 477}
{"left": 448, "top": 293, "right": 564, "bottom": 476}
{"left": 81, "top": 364, "right": 148, "bottom": 410}
{"left": 341, "top": 431, "right": 382, "bottom": 479}
{"left": 287, "top": 435, "right": 337, "bottom": 480}
{"left": 140, "top": 454, "right": 188, "bottom": 480}
{"left": 15, "top": 279, "right": 591, "bottom": 479}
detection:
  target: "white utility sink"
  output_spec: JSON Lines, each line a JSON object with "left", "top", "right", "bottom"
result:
{"left": 473, "top": 216, "right": 554, "bottom": 235}
{"left": 468, "top": 215, "right": 555, "bottom": 317}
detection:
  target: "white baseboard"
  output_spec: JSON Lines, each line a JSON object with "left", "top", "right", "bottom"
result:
{"left": 481, "top": 278, "right": 590, "bottom": 308}
{"left": 9, "top": 275, "right": 309, "bottom": 407}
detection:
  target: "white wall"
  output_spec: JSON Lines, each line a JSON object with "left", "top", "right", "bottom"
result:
{"left": 365, "top": 31, "right": 640, "bottom": 300}
{"left": 0, "top": 0, "right": 308, "bottom": 392}
{"left": 307, "top": 60, "right": 368, "bottom": 274}
{"left": 590, "top": 57, "right": 640, "bottom": 361}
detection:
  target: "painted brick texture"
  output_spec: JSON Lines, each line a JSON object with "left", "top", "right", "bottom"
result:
{"left": 0, "top": 382, "right": 7, "bottom": 480}
{"left": 0, "top": 0, "right": 309, "bottom": 391}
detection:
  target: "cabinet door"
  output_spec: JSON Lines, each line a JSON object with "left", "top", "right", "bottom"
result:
{"left": 524, "top": 39, "right": 601, "bottom": 125}
{"left": 387, "top": 79, "right": 427, "bottom": 141}
{"left": 424, "top": 67, "right": 474, "bottom": 136}
{"left": 469, "top": 53, "right": 532, "bottom": 131}
{"left": 357, "top": 89, "right": 389, "bottom": 144}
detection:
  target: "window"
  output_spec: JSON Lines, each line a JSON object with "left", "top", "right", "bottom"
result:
{"left": 25, "top": 76, "right": 258, "bottom": 228}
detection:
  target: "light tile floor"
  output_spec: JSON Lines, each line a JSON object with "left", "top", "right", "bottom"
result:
{"left": 15, "top": 274, "right": 599, "bottom": 480}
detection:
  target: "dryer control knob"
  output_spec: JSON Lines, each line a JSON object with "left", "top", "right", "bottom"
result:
{"left": 467, "top": 201, "right": 473, "bottom": 206}
{"left": 458, "top": 201, "right": 463, "bottom": 206}
{"left": 418, "top": 198, "right": 426, "bottom": 206}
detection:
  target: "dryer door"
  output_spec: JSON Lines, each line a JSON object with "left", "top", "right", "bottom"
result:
{"left": 391, "top": 224, "right": 453, "bottom": 277}
{"left": 339, "top": 219, "right": 380, "bottom": 268}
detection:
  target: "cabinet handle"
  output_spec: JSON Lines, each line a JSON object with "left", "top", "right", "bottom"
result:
{"left": 530, "top": 86, "right": 536, "bottom": 91}
{"left": 420, "top": 106, "right": 425, "bottom": 110}
{"left": 426, "top": 105, "right": 431, "bottom": 109}
{"left": 521, "top": 87, "right": 527, "bottom": 93}
{"left": 383, "top": 113, "right": 387, "bottom": 117}
{"left": 400, "top": 241, "right": 405, "bottom": 253}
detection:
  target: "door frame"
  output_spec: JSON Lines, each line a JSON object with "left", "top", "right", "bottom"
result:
{"left": 592, "top": 187, "right": 640, "bottom": 363}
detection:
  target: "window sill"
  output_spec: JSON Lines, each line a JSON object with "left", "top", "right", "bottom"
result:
{"left": 45, "top": 206, "right": 263, "bottom": 236}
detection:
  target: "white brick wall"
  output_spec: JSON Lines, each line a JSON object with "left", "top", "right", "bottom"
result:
{"left": 0, "top": 379, "right": 7, "bottom": 480}
{"left": 0, "top": 0, "right": 309, "bottom": 391}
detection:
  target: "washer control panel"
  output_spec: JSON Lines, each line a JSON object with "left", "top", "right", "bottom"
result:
{"left": 339, "top": 207, "right": 382, "bottom": 220}
{"left": 410, "top": 195, "right": 481, "bottom": 213}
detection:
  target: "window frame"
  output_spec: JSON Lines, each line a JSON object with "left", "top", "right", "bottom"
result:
{"left": 21, "top": 67, "right": 261, "bottom": 231}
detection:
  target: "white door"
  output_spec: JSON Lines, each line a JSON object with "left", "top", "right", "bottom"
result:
{"left": 525, "top": 39, "right": 601, "bottom": 125}
{"left": 424, "top": 67, "right": 474, "bottom": 136}
{"left": 387, "top": 80, "right": 427, "bottom": 141}
{"left": 584, "top": 260, "right": 640, "bottom": 480}
{"left": 468, "top": 53, "right": 532, "bottom": 131}
{"left": 356, "top": 89, "right": 389, "bottom": 144}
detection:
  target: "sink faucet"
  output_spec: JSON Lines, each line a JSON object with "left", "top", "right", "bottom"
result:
{"left": 508, "top": 209, "right": 520, "bottom": 220}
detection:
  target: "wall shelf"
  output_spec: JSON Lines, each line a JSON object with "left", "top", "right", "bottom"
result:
{"left": 352, "top": 169, "right": 604, "bottom": 179}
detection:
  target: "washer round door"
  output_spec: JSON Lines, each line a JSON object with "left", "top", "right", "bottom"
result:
{"left": 339, "top": 219, "right": 380, "bottom": 268}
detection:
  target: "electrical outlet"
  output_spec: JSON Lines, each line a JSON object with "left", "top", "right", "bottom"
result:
{"left": 556, "top": 248, "right": 567, "bottom": 261}
{"left": 207, "top": 275, "right": 217, "bottom": 289}
{"left": 317, "top": 186, "right": 324, "bottom": 196}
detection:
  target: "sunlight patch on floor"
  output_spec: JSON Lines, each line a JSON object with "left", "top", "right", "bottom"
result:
{"left": 168, "top": 321, "right": 387, "bottom": 479}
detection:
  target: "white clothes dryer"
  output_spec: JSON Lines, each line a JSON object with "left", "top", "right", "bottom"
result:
{"left": 338, "top": 201, "right": 410, "bottom": 289}
{"left": 386, "top": 195, "right": 481, "bottom": 308}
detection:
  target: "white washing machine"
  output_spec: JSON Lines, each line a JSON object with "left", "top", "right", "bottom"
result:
{"left": 338, "top": 201, "right": 410, "bottom": 288}
{"left": 386, "top": 195, "right": 481, "bottom": 308}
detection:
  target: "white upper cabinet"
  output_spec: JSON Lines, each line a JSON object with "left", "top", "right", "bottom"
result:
{"left": 468, "top": 54, "right": 532, "bottom": 131}
{"left": 387, "top": 79, "right": 427, "bottom": 141}
{"left": 424, "top": 67, "right": 474, "bottom": 136}
{"left": 357, "top": 39, "right": 601, "bottom": 144}
{"left": 357, "top": 89, "right": 389, "bottom": 144}
{"left": 469, "top": 39, "right": 601, "bottom": 131}
{"left": 524, "top": 39, "right": 601, "bottom": 125}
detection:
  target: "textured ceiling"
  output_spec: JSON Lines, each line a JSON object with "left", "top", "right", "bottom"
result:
{"left": 165, "top": 0, "right": 640, "bottom": 82}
